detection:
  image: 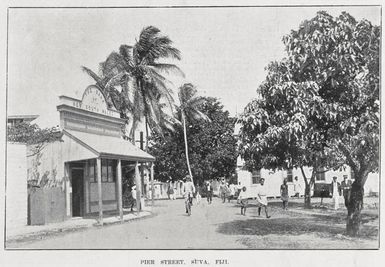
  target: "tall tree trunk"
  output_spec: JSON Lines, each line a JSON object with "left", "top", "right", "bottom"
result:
{"left": 145, "top": 116, "right": 149, "bottom": 152}
{"left": 129, "top": 126, "right": 136, "bottom": 145}
{"left": 346, "top": 178, "right": 364, "bottom": 236}
{"left": 304, "top": 183, "right": 311, "bottom": 209}
{"left": 300, "top": 166, "right": 312, "bottom": 209}
{"left": 182, "top": 112, "right": 193, "bottom": 182}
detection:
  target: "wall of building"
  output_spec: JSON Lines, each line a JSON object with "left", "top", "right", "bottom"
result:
{"left": 6, "top": 143, "right": 28, "bottom": 230}
{"left": 237, "top": 165, "right": 379, "bottom": 197}
{"left": 364, "top": 172, "right": 379, "bottom": 195}
{"left": 27, "top": 141, "right": 65, "bottom": 188}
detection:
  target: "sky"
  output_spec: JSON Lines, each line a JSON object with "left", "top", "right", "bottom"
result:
{"left": 7, "top": 6, "right": 380, "bottom": 128}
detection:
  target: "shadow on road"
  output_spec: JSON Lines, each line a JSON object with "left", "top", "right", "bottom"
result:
{"left": 216, "top": 211, "right": 378, "bottom": 239}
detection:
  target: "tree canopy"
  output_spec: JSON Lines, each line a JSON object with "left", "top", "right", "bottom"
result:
{"left": 239, "top": 11, "right": 379, "bottom": 181}
{"left": 149, "top": 97, "right": 237, "bottom": 185}
{"left": 238, "top": 11, "right": 379, "bottom": 235}
{"left": 7, "top": 122, "right": 61, "bottom": 156}
{"left": 83, "top": 26, "right": 183, "bottom": 142}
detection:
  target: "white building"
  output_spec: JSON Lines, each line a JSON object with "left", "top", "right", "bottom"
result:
{"left": 234, "top": 124, "right": 379, "bottom": 198}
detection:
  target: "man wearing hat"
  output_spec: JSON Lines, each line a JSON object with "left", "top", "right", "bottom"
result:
{"left": 182, "top": 175, "right": 195, "bottom": 214}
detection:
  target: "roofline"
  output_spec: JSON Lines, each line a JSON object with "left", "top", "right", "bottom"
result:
{"left": 62, "top": 129, "right": 100, "bottom": 156}
{"left": 7, "top": 115, "right": 39, "bottom": 120}
{"left": 100, "top": 153, "right": 155, "bottom": 162}
{"left": 63, "top": 129, "right": 155, "bottom": 162}
{"left": 57, "top": 104, "right": 127, "bottom": 124}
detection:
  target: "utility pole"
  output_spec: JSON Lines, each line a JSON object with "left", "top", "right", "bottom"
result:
{"left": 139, "top": 132, "right": 146, "bottom": 198}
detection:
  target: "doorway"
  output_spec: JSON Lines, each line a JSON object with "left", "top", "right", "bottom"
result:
{"left": 71, "top": 168, "right": 84, "bottom": 217}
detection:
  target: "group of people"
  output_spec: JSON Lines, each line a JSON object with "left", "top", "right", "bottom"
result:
{"left": 331, "top": 175, "right": 352, "bottom": 210}
{"left": 279, "top": 175, "right": 353, "bottom": 210}
{"left": 237, "top": 178, "right": 270, "bottom": 218}
{"left": 219, "top": 180, "right": 237, "bottom": 203}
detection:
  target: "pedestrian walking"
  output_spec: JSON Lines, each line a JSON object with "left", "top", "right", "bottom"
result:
{"left": 331, "top": 176, "right": 341, "bottom": 210}
{"left": 256, "top": 178, "right": 270, "bottom": 218}
{"left": 168, "top": 180, "right": 175, "bottom": 200}
{"left": 228, "top": 182, "right": 236, "bottom": 202}
{"left": 195, "top": 184, "right": 202, "bottom": 205}
{"left": 219, "top": 179, "right": 227, "bottom": 203}
{"left": 206, "top": 181, "right": 213, "bottom": 204}
{"left": 238, "top": 186, "right": 248, "bottom": 215}
{"left": 341, "top": 176, "right": 352, "bottom": 208}
{"left": 280, "top": 178, "right": 289, "bottom": 210}
{"left": 182, "top": 175, "right": 195, "bottom": 214}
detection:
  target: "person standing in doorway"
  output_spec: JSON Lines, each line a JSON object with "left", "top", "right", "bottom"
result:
{"left": 340, "top": 176, "right": 352, "bottom": 208}
{"left": 331, "top": 176, "right": 341, "bottom": 210}
{"left": 280, "top": 178, "right": 289, "bottom": 210}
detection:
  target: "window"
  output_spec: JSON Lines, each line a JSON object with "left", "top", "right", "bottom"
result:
{"left": 89, "top": 159, "right": 116, "bottom": 183}
{"left": 101, "top": 159, "right": 108, "bottom": 182}
{"left": 252, "top": 169, "right": 261, "bottom": 184}
{"left": 88, "top": 159, "right": 96, "bottom": 182}
{"left": 101, "top": 159, "right": 116, "bottom": 182}
{"left": 287, "top": 168, "right": 293, "bottom": 182}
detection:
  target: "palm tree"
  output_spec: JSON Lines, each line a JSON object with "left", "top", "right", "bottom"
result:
{"left": 177, "top": 83, "right": 210, "bottom": 181}
{"left": 98, "top": 26, "right": 184, "bottom": 147}
{"left": 81, "top": 66, "right": 132, "bottom": 117}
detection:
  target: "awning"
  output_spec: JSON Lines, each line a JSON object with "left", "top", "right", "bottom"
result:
{"left": 63, "top": 129, "right": 155, "bottom": 162}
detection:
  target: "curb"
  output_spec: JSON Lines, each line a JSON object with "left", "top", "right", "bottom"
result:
{"left": 6, "top": 211, "right": 154, "bottom": 246}
{"left": 92, "top": 211, "right": 156, "bottom": 227}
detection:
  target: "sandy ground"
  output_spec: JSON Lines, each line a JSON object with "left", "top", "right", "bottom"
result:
{"left": 6, "top": 196, "right": 379, "bottom": 249}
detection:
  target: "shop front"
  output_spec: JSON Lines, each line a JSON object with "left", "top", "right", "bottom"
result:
{"left": 27, "top": 85, "right": 155, "bottom": 225}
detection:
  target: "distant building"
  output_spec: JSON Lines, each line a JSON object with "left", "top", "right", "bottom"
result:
{"left": 234, "top": 123, "right": 379, "bottom": 198}
{"left": 7, "top": 114, "right": 39, "bottom": 126}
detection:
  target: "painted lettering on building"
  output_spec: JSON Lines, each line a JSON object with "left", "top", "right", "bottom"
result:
{"left": 79, "top": 86, "right": 115, "bottom": 117}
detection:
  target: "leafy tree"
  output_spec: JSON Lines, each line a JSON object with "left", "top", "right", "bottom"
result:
{"left": 239, "top": 60, "right": 332, "bottom": 208}
{"left": 7, "top": 122, "right": 61, "bottom": 157}
{"left": 177, "top": 83, "right": 210, "bottom": 181}
{"left": 83, "top": 26, "right": 183, "bottom": 145}
{"left": 239, "top": 11, "right": 379, "bottom": 236}
{"left": 149, "top": 97, "right": 238, "bottom": 186}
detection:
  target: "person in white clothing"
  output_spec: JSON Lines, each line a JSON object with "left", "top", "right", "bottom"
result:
{"left": 182, "top": 175, "right": 195, "bottom": 213}
{"left": 256, "top": 178, "right": 270, "bottom": 218}
{"left": 238, "top": 186, "right": 248, "bottom": 215}
{"left": 228, "top": 183, "right": 236, "bottom": 202}
{"left": 331, "top": 176, "right": 341, "bottom": 210}
{"left": 195, "top": 184, "right": 202, "bottom": 205}
{"left": 293, "top": 176, "right": 302, "bottom": 198}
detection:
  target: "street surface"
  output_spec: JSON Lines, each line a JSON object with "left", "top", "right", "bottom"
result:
{"left": 8, "top": 197, "right": 378, "bottom": 249}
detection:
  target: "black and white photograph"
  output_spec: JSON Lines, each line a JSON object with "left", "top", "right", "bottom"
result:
{"left": 0, "top": 0, "right": 383, "bottom": 266}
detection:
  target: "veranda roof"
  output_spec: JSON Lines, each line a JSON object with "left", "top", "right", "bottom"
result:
{"left": 63, "top": 129, "right": 155, "bottom": 162}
